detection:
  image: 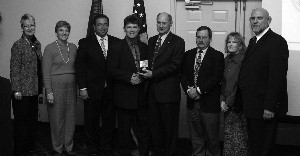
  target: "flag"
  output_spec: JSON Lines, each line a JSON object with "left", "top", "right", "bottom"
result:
{"left": 86, "top": 0, "right": 103, "bottom": 37}
{"left": 133, "top": 0, "right": 147, "bottom": 34}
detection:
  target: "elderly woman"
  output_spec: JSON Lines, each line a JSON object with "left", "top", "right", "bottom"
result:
{"left": 10, "top": 14, "right": 42, "bottom": 155}
{"left": 220, "top": 32, "right": 248, "bottom": 156}
{"left": 42, "top": 21, "right": 77, "bottom": 156}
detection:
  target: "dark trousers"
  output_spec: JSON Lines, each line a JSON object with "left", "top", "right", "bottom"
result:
{"left": 248, "top": 118, "right": 278, "bottom": 156}
{"left": 148, "top": 86, "right": 180, "bottom": 156}
{"left": 117, "top": 106, "right": 149, "bottom": 155}
{"left": 12, "top": 95, "right": 38, "bottom": 155}
{"left": 187, "top": 103, "right": 220, "bottom": 156}
{"left": 84, "top": 88, "right": 116, "bottom": 150}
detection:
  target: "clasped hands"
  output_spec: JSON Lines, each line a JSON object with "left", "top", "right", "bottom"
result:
{"left": 138, "top": 68, "right": 152, "bottom": 78}
{"left": 187, "top": 86, "right": 200, "bottom": 100}
{"left": 131, "top": 73, "right": 142, "bottom": 85}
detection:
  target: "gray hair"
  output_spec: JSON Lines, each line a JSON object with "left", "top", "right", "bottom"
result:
{"left": 20, "top": 14, "right": 35, "bottom": 27}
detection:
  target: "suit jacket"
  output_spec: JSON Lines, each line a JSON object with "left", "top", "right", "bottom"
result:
{"left": 147, "top": 32, "right": 185, "bottom": 103}
{"left": 107, "top": 38, "right": 148, "bottom": 109}
{"left": 10, "top": 36, "right": 42, "bottom": 96}
{"left": 75, "top": 34, "right": 120, "bottom": 100}
{"left": 181, "top": 46, "right": 224, "bottom": 113}
{"left": 239, "top": 29, "right": 289, "bottom": 118}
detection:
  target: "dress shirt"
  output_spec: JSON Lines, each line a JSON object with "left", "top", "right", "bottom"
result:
{"left": 96, "top": 34, "right": 108, "bottom": 52}
{"left": 256, "top": 27, "right": 270, "bottom": 42}
{"left": 159, "top": 31, "right": 171, "bottom": 45}
{"left": 187, "top": 47, "right": 208, "bottom": 95}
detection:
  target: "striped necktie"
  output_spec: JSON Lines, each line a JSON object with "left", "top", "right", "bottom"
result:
{"left": 100, "top": 38, "right": 107, "bottom": 59}
{"left": 151, "top": 36, "right": 161, "bottom": 70}
{"left": 194, "top": 49, "right": 203, "bottom": 86}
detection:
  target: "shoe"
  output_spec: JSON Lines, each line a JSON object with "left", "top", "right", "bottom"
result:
{"left": 130, "top": 149, "right": 140, "bottom": 156}
{"left": 63, "top": 150, "right": 77, "bottom": 156}
{"left": 148, "top": 150, "right": 154, "bottom": 156}
{"left": 52, "top": 151, "right": 63, "bottom": 156}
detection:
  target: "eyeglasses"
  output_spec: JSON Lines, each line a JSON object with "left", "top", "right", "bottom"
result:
{"left": 23, "top": 25, "right": 36, "bottom": 29}
{"left": 96, "top": 23, "right": 108, "bottom": 28}
{"left": 196, "top": 36, "right": 209, "bottom": 40}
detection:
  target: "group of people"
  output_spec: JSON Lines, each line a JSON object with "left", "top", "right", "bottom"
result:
{"left": 5, "top": 6, "right": 289, "bottom": 156}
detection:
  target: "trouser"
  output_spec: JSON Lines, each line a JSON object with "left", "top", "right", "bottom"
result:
{"left": 187, "top": 103, "right": 220, "bottom": 156}
{"left": 148, "top": 85, "right": 180, "bottom": 156}
{"left": 117, "top": 106, "right": 149, "bottom": 155}
{"left": 247, "top": 118, "right": 278, "bottom": 156}
{"left": 47, "top": 82, "right": 77, "bottom": 153}
{"left": 84, "top": 87, "right": 116, "bottom": 150}
{"left": 12, "top": 95, "right": 38, "bottom": 155}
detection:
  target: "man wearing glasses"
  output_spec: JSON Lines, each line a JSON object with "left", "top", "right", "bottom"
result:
{"left": 180, "top": 26, "right": 224, "bottom": 156}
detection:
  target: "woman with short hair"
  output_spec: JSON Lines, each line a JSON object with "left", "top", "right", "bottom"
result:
{"left": 10, "top": 13, "right": 43, "bottom": 155}
{"left": 42, "top": 20, "right": 77, "bottom": 156}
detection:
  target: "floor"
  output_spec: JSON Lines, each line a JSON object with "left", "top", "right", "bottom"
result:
{"left": 13, "top": 122, "right": 300, "bottom": 156}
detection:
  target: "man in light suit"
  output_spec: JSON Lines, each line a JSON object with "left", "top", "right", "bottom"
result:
{"left": 180, "top": 26, "right": 224, "bottom": 156}
{"left": 139, "top": 12, "right": 185, "bottom": 156}
{"left": 75, "top": 14, "right": 120, "bottom": 155}
{"left": 107, "top": 14, "right": 149, "bottom": 156}
{"left": 239, "top": 8, "right": 289, "bottom": 156}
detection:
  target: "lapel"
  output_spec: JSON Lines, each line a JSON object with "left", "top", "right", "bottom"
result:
{"left": 199, "top": 46, "right": 212, "bottom": 71}
{"left": 244, "top": 29, "right": 273, "bottom": 61}
{"left": 189, "top": 48, "right": 198, "bottom": 72}
{"left": 156, "top": 32, "right": 174, "bottom": 58}
{"left": 90, "top": 34, "right": 105, "bottom": 61}
{"left": 122, "top": 38, "right": 138, "bottom": 71}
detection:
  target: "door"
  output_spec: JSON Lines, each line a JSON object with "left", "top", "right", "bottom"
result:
{"left": 174, "top": 0, "right": 261, "bottom": 138}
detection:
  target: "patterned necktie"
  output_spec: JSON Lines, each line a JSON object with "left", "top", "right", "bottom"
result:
{"left": 194, "top": 49, "right": 203, "bottom": 86}
{"left": 151, "top": 36, "right": 162, "bottom": 70}
{"left": 100, "top": 38, "right": 107, "bottom": 59}
{"left": 132, "top": 42, "right": 140, "bottom": 71}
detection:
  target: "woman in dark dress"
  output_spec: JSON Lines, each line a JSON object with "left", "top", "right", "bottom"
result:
{"left": 220, "top": 32, "right": 248, "bottom": 156}
{"left": 10, "top": 14, "right": 42, "bottom": 156}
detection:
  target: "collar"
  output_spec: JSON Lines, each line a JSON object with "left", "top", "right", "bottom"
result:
{"left": 125, "top": 36, "right": 138, "bottom": 46}
{"left": 159, "top": 31, "right": 171, "bottom": 43}
{"left": 227, "top": 51, "right": 245, "bottom": 64}
{"left": 198, "top": 46, "right": 208, "bottom": 55}
{"left": 95, "top": 33, "right": 108, "bottom": 41}
{"left": 256, "top": 27, "right": 269, "bottom": 42}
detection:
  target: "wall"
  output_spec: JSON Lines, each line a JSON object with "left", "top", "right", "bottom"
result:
{"left": 263, "top": 0, "right": 300, "bottom": 116}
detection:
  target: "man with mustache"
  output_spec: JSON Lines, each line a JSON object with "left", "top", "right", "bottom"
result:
{"left": 239, "top": 8, "right": 289, "bottom": 156}
{"left": 180, "top": 26, "right": 224, "bottom": 156}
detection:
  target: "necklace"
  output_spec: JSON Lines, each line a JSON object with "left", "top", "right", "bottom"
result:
{"left": 56, "top": 40, "right": 70, "bottom": 63}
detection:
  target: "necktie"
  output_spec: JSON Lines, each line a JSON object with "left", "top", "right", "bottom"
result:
{"left": 132, "top": 42, "right": 140, "bottom": 71}
{"left": 151, "top": 36, "right": 162, "bottom": 70}
{"left": 100, "top": 38, "right": 107, "bottom": 59}
{"left": 194, "top": 49, "right": 203, "bottom": 86}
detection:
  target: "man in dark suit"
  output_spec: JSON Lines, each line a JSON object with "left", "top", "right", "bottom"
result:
{"left": 107, "top": 14, "right": 149, "bottom": 156}
{"left": 239, "top": 8, "right": 289, "bottom": 156}
{"left": 75, "top": 14, "right": 120, "bottom": 155}
{"left": 180, "top": 26, "right": 224, "bottom": 156}
{"left": 139, "top": 12, "right": 185, "bottom": 156}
